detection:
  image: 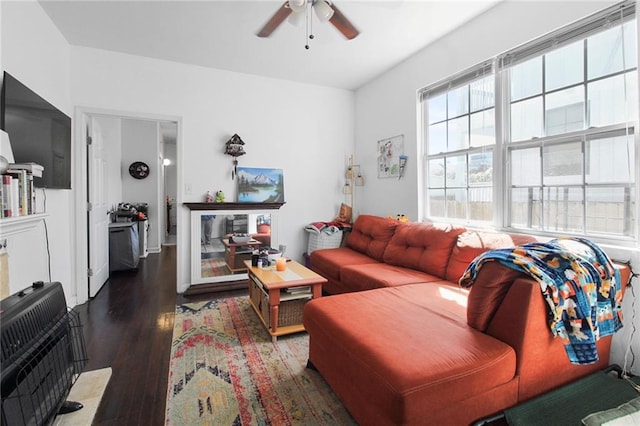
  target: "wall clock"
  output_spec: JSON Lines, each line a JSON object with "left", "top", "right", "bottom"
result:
{"left": 129, "top": 161, "right": 150, "bottom": 179}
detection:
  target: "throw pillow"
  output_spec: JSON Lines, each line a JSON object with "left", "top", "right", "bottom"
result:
{"left": 334, "top": 203, "right": 352, "bottom": 223}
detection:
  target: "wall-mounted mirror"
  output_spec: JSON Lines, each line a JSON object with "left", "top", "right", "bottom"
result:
{"left": 190, "top": 208, "right": 279, "bottom": 286}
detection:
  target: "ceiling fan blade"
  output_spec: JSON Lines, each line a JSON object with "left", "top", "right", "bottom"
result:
{"left": 329, "top": 3, "right": 359, "bottom": 40}
{"left": 257, "top": 2, "right": 292, "bottom": 38}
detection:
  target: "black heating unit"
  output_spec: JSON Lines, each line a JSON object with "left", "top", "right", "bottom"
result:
{"left": 0, "top": 281, "right": 87, "bottom": 426}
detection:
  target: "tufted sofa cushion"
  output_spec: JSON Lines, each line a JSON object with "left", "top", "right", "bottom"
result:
{"left": 445, "top": 230, "right": 537, "bottom": 283}
{"left": 465, "top": 261, "right": 527, "bottom": 331}
{"left": 382, "top": 222, "right": 465, "bottom": 279}
{"left": 339, "top": 263, "right": 442, "bottom": 292}
{"left": 309, "top": 247, "right": 381, "bottom": 283}
{"left": 345, "top": 215, "right": 398, "bottom": 261}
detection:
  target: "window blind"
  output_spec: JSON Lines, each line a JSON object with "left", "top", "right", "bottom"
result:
{"left": 498, "top": 0, "right": 635, "bottom": 68}
{"left": 419, "top": 60, "right": 494, "bottom": 102}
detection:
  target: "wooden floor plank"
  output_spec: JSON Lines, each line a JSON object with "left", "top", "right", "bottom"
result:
{"left": 74, "top": 245, "right": 246, "bottom": 425}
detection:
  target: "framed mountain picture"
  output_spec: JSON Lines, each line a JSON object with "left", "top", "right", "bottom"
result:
{"left": 236, "top": 167, "right": 285, "bottom": 203}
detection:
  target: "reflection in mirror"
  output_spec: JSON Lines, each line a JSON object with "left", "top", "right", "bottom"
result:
{"left": 200, "top": 213, "right": 272, "bottom": 279}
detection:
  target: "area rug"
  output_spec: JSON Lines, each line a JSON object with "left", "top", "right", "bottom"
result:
{"left": 201, "top": 258, "right": 229, "bottom": 277}
{"left": 165, "top": 297, "right": 355, "bottom": 425}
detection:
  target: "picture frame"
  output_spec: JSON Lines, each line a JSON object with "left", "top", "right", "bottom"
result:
{"left": 236, "top": 167, "right": 285, "bottom": 203}
{"left": 377, "top": 135, "right": 404, "bottom": 178}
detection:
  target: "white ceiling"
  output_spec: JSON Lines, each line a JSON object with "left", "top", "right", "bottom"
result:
{"left": 38, "top": 0, "right": 501, "bottom": 90}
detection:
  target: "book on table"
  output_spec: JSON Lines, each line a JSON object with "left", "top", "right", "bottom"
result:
{"left": 280, "top": 291, "right": 312, "bottom": 302}
{"left": 284, "top": 286, "right": 311, "bottom": 294}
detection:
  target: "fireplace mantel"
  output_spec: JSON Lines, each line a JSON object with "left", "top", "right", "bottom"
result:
{"left": 186, "top": 202, "right": 285, "bottom": 291}
{"left": 184, "top": 202, "right": 285, "bottom": 211}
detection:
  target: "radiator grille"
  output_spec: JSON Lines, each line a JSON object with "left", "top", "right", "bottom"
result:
{"left": 1, "top": 285, "right": 67, "bottom": 365}
{"left": 0, "top": 282, "right": 87, "bottom": 426}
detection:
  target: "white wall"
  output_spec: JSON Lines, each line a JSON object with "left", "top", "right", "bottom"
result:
{"left": 2, "top": 1, "right": 353, "bottom": 299}
{"left": 70, "top": 47, "right": 355, "bottom": 293}
{"left": 355, "top": 1, "right": 615, "bottom": 220}
{"left": 121, "top": 118, "right": 161, "bottom": 251}
{"left": 354, "top": 0, "right": 640, "bottom": 374}
{"left": 1, "top": 1, "right": 76, "bottom": 304}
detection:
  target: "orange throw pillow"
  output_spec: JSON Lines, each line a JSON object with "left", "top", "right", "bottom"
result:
{"left": 334, "top": 203, "right": 352, "bottom": 223}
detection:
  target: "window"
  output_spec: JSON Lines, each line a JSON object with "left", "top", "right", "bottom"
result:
{"left": 509, "top": 131, "right": 636, "bottom": 236}
{"left": 421, "top": 0, "right": 638, "bottom": 242}
{"left": 423, "top": 66, "right": 495, "bottom": 222}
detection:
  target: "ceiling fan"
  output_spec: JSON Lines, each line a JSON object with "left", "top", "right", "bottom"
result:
{"left": 257, "top": 0, "right": 359, "bottom": 42}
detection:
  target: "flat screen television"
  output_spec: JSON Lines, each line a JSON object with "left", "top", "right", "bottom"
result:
{"left": 1, "top": 71, "right": 72, "bottom": 189}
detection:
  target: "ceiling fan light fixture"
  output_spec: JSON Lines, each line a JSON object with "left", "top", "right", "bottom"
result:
{"left": 313, "top": 0, "right": 334, "bottom": 22}
{"left": 257, "top": 0, "right": 358, "bottom": 41}
{"left": 288, "top": 0, "right": 307, "bottom": 13}
{"left": 288, "top": 9, "right": 305, "bottom": 27}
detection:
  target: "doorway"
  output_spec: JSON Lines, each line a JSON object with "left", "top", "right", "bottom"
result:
{"left": 161, "top": 122, "right": 177, "bottom": 246}
{"left": 74, "top": 108, "right": 180, "bottom": 303}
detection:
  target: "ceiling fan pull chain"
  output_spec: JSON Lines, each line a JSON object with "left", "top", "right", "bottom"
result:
{"left": 305, "top": 1, "right": 312, "bottom": 49}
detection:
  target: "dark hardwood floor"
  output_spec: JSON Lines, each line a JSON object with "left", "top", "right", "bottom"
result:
{"left": 74, "top": 245, "right": 245, "bottom": 425}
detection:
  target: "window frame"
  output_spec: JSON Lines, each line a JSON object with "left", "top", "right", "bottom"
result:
{"left": 420, "top": 0, "right": 638, "bottom": 247}
{"left": 421, "top": 61, "right": 497, "bottom": 225}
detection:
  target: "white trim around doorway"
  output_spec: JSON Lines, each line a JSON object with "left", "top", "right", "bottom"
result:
{"left": 73, "top": 106, "right": 182, "bottom": 304}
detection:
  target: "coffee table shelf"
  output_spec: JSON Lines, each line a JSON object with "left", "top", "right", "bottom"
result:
{"left": 245, "top": 259, "right": 325, "bottom": 342}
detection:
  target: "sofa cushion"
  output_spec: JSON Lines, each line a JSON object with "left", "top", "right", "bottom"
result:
{"left": 310, "top": 247, "right": 380, "bottom": 283}
{"left": 304, "top": 283, "right": 516, "bottom": 425}
{"left": 339, "top": 263, "right": 442, "bottom": 292}
{"left": 345, "top": 215, "right": 398, "bottom": 261}
{"left": 383, "top": 222, "right": 465, "bottom": 279}
{"left": 445, "top": 230, "right": 537, "bottom": 283}
{"left": 466, "top": 261, "right": 528, "bottom": 332}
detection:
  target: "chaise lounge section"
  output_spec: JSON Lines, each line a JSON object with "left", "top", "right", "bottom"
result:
{"left": 304, "top": 215, "right": 630, "bottom": 425}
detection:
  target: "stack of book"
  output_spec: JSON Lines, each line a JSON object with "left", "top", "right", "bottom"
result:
{"left": 1, "top": 162, "right": 44, "bottom": 218}
{"left": 284, "top": 286, "right": 311, "bottom": 295}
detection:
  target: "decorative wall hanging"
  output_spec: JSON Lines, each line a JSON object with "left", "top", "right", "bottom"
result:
{"left": 343, "top": 155, "right": 364, "bottom": 212}
{"left": 399, "top": 155, "right": 408, "bottom": 179}
{"left": 236, "top": 167, "right": 284, "bottom": 203}
{"left": 128, "top": 161, "right": 150, "bottom": 179}
{"left": 224, "top": 133, "right": 246, "bottom": 179}
{"left": 377, "top": 135, "right": 404, "bottom": 178}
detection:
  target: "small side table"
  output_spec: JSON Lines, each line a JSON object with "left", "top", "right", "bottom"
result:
{"left": 246, "top": 259, "right": 325, "bottom": 342}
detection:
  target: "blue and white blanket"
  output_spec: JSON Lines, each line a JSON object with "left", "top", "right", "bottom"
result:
{"left": 459, "top": 238, "right": 623, "bottom": 365}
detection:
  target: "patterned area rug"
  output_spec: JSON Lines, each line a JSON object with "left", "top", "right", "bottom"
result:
{"left": 165, "top": 297, "right": 355, "bottom": 425}
{"left": 201, "top": 258, "right": 229, "bottom": 277}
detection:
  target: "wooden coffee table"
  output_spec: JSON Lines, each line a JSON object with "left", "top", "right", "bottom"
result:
{"left": 222, "top": 238, "right": 262, "bottom": 273}
{"left": 245, "top": 259, "right": 326, "bottom": 342}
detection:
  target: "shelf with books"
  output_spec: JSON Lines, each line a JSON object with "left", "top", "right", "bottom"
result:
{"left": 2, "top": 163, "right": 42, "bottom": 218}
{"left": 0, "top": 213, "right": 49, "bottom": 238}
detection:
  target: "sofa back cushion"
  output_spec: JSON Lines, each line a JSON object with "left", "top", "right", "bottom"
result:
{"left": 346, "top": 215, "right": 398, "bottom": 261}
{"left": 382, "top": 222, "right": 465, "bottom": 278}
{"left": 466, "top": 261, "right": 528, "bottom": 331}
{"left": 445, "top": 230, "right": 537, "bottom": 283}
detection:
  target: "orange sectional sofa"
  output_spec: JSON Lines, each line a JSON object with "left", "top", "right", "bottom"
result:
{"left": 304, "top": 215, "right": 630, "bottom": 425}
